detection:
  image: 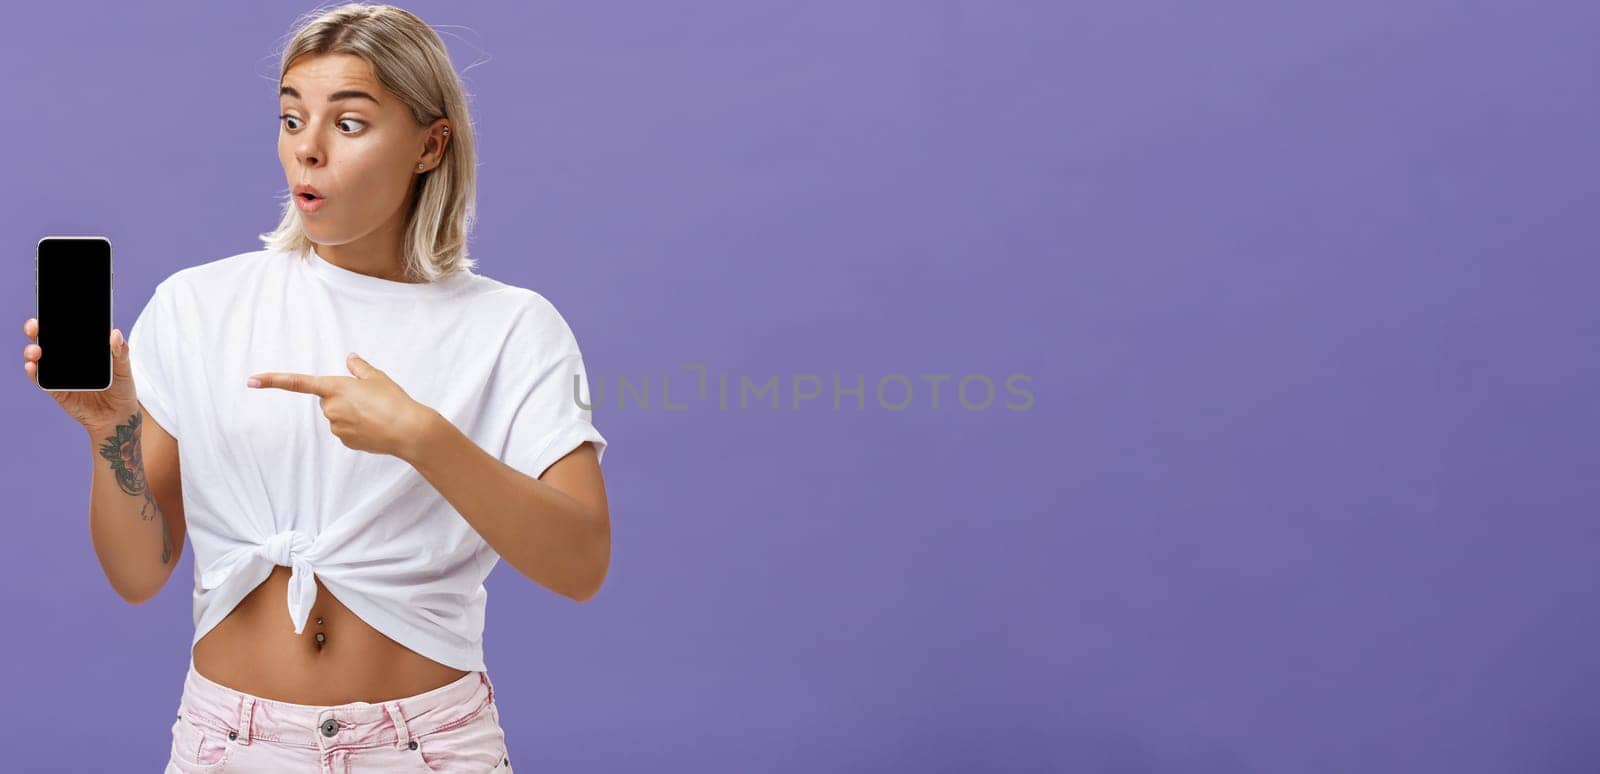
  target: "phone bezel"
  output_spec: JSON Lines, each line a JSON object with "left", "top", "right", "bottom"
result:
{"left": 35, "top": 235, "right": 114, "bottom": 392}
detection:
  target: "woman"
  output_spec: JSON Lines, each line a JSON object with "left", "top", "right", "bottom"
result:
{"left": 22, "top": 4, "right": 610, "bottom": 771}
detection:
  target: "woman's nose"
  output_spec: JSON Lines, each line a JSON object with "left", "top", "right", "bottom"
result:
{"left": 295, "top": 138, "right": 323, "bottom": 167}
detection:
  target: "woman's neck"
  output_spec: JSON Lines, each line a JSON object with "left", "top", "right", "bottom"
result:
{"left": 312, "top": 214, "right": 416, "bottom": 283}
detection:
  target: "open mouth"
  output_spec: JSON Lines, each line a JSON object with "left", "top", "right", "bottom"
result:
{"left": 295, "top": 191, "right": 327, "bottom": 212}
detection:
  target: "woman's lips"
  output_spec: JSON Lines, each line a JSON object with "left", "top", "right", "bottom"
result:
{"left": 294, "top": 193, "right": 326, "bottom": 214}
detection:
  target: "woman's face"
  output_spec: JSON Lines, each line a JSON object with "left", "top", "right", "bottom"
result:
{"left": 277, "top": 53, "right": 445, "bottom": 247}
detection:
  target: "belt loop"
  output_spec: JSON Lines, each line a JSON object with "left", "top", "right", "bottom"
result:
{"left": 236, "top": 696, "right": 256, "bottom": 745}
{"left": 480, "top": 671, "right": 495, "bottom": 705}
{"left": 383, "top": 702, "right": 413, "bottom": 750}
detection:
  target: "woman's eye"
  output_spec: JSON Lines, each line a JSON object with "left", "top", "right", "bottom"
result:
{"left": 278, "top": 115, "right": 365, "bottom": 133}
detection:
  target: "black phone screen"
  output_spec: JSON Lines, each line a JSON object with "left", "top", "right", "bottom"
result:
{"left": 36, "top": 236, "right": 113, "bottom": 391}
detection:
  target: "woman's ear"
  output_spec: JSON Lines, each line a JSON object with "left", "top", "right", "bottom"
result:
{"left": 419, "top": 120, "right": 451, "bottom": 169}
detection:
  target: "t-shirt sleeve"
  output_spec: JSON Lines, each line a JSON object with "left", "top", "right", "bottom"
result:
{"left": 499, "top": 301, "right": 608, "bottom": 480}
{"left": 126, "top": 280, "right": 183, "bottom": 439}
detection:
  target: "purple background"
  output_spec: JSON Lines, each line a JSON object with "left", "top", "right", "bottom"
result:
{"left": 5, "top": 1, "right": 1598, "bottom": 771}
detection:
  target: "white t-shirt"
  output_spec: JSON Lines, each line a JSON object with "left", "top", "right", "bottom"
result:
{"left": 127, "top": 246, "right": 608, "bottom": 672}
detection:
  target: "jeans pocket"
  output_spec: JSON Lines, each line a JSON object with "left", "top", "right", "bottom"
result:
{"left": 170, "top": 712, "right": 232, "bottom": 770}
{"left": 490, "top": 702, "right": 513, "bottom": 770}
{"left": 415, "top": 701, "right": 508, "bottom": 772}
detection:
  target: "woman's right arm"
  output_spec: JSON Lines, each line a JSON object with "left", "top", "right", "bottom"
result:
{"left": 84, "top": 401, "right": 185, "bottom": 605}
{"left": 24, "top": 318, "right": 186, "bottom": 605}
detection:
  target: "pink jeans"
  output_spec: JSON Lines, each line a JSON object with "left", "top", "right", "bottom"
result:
{"left": 166, "top": 657, "right": 514, "bottom": 772}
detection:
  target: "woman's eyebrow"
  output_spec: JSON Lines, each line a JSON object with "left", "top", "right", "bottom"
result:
{"left": 278, "top": 85, "right": 380, "bottom": 106}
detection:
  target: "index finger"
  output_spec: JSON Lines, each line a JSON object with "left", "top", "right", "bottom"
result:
{"left": 248, "top": 372, "right": 333, "bottom": 396}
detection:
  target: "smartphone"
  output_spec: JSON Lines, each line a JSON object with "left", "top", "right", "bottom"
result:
{"left": 35, "top": 235, "right": 114, "bottom": 391}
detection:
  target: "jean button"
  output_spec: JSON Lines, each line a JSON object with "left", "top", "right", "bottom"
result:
{"left": 320, "top": 718, "right": 338, "bottom": 737}
{"left": 228, "top": 730, "right": 238, "bottom": 741}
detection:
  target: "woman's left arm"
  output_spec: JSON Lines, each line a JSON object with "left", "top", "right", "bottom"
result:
{"left": 405, "top": 408, "right": 610, "bottom": 602}
{"left": 248, "top": 353, "right": 611, "bottom": 602}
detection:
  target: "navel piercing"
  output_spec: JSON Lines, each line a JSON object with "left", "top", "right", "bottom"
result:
{"left": 315, "top": 632, "right": 326, "bottom": 644}
{"left": 315, "top": 617, "right": 323, "bottom": 626}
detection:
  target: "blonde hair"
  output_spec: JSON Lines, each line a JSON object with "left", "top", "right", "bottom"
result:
{"left": 258, "top": 3, "right": 478, "bottom": 282}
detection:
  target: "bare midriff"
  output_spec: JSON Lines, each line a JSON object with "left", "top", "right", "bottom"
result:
{"left": 191, "top": 564, "right": 470, "bottom": 705}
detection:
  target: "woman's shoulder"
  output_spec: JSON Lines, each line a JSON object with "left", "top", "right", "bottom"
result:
{"left": 462, "top": 276, "right": 587, "bottom": 360}
{"left": 155, "top": 248, "right": 277, "bottom": 297}
{"left": 466, "top": 275, "right": 571, "bottom": 322}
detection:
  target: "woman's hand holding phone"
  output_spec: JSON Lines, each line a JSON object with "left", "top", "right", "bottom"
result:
{"left": 23, "top": 318, "right": 141, "bottom": 434}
